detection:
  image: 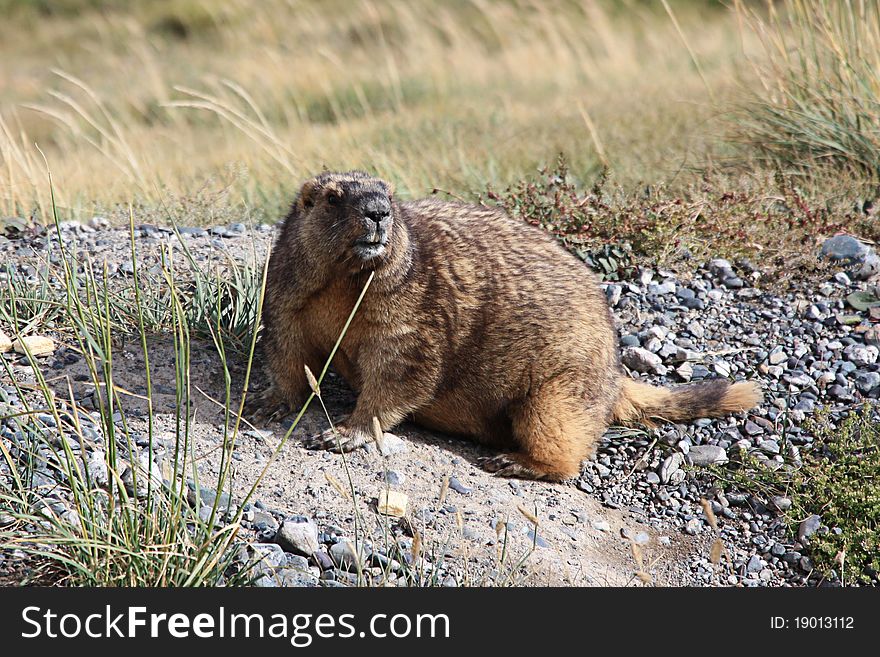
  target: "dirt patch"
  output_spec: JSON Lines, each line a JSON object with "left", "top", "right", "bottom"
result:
{"left": 43, "top": 336, "right": 707, "bottom": 586}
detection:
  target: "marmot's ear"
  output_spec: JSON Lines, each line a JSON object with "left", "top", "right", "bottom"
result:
{"left": 298, "top": 179, "right": 320, "bottom": 210}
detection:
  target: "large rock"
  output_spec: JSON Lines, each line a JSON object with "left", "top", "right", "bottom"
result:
{"left": 275, "top": 517, "right": 320, "bottom": 557}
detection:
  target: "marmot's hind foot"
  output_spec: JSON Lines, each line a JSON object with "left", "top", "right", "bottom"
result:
{"left": 478, "top": 452, "right": 577, "bottom": 482}
{"left": 479, "top": 453, "right": 551, "bottom": 481}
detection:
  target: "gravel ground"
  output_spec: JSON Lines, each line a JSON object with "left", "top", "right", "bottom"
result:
{"left": 1, "top": 218, "right": 877, "bottom": 587}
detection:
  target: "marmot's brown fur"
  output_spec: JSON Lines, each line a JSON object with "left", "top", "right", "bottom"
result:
{"left": 258, "top": 170, "right": 761, "bottom": 481}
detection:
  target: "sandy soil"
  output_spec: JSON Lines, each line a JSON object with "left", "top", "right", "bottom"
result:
{"left": 44, "top": 334, "right": 709, "bottom": 586}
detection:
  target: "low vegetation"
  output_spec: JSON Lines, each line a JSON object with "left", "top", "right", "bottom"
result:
{"left": 707, "top": 408, "right": 880, "bottom": 585}
{"left": 0, "top": 204, "right": 269, "bottom": 585}
{"left": 488, "top": 155, "right": 868, "bottom": 285}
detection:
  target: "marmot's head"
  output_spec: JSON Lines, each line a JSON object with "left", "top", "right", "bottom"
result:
{"left": 288, "top": 170, "right": 398, "bottom": 265}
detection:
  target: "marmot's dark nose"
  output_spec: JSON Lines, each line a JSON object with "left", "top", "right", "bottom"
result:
{"left": 363, "top": 196, "right": 391, "bottom": 224}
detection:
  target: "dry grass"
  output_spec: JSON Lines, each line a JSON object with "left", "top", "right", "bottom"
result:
{"left": 1, "top": 0, "right": 753, "bottom": 223}
{"left": 733, "top": 0, "right": 880, "bottom": 178}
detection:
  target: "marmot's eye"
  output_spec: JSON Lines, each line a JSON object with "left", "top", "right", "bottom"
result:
{"left": 327, "top": 192, "right": 341, "bottom": 206}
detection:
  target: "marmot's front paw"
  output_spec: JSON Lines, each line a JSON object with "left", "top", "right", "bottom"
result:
{"left": 303, "top": 425, "right": 370, "bottom": 453}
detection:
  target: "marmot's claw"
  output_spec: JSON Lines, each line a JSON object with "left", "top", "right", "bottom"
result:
{"left": 303, "top": 425, "right": 368, "bottom": 453}
{"left": 478, "top": 454, "right": 516, "bottom": 474}
{"left": 243, "top": 389, "right": 291, "bottom": 424}
{"left": 479, "top": 453, "right": 542, "bottom": 479}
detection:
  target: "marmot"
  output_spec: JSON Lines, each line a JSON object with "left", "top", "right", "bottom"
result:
{"left": 257, "top": 170, "right": 761, "bottom": 481}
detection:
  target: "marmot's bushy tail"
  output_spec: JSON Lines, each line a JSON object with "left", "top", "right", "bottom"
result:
{"left": 612, "top": 378, "right": 762, "bottom": 427}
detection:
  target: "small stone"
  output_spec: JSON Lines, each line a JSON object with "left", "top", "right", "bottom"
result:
{"left": 645, "top": 472, "right": 661, "bottom": 485}
{"left": 644, "top": 337, "right": 662, "bottom": 353}
{"left": 12, "top": 335, "right": 55, "bottom": 356}
{"left": 659, "top": 452, "right": 684, "bottom": 484}
{"left": 377, "top": 489, "right": 407, "bottom": 518}
{"left": 0, "top": 331, "right": 11, "bottom": 353}
{"left": 820, "top": 234, "right": 869, "bottom": 262}
{"left": 691, "top": 364, "right": 709, "bottom": 379}
{"left": 844, "top": 344, "right": 878, "bottom": 367}
{"left": 684, "top": 518, "right": 701, "bottom": 535}
{"left": 782, "top": 551, "right": 802, "bottom": 565}
{"left": 675, "top": 362, "right": 693, "bottom": 382}
{"left": 285, "top": 553, "right": 310, "bottom": 571}
{"left": 746, "top": 554, "right": 763, "bottom": 573}
{"left": 771, "top": 496, "right": 792, "bottom": 512}
{"left": 829, "top": 384, "right": 854, "bottom": 401}
{"left": 743, "top": 421, "right": 763, "bottom": 436}
{"left": 621, "top": 347, "right": 663, "bottom": 374}
{"left": 251, "top": 543, "right": 286, "bottom": 570}
{"left": 448, "top": 476, "right": 472, "bottom": 495}
{"left": 758, "top": 439, "right": 780, "bottom": 455}
{"left": 526, "top": 529, "right": 549, "bottom": 548}
{"left": 186, "top": 482, "right": 234, "bottom": 512}
{"left": 768, "top": 349, "right": 787, "bottom": 366}
{"left": 178, "top": 226, "right": 208, "bottom": 238}
{"left": 605, "top": 285, "right": 622, "bottom": 307}
{"left": 687, "top": 445, "right": 728, "bottom": 467}
{"left": 797, "top": 515, "right": 822, "bottom": 545}
{"left": 687, "top": 321, "right": 705, "bottom": 339}
{"left": 314, "top": 551, "right": 334, "bottom": 570}
{"left": 855, "top": 371, "right": 880, "bottom": 393}
{"left": 329, "top": 540, "right": 367, "bottom": 571}
{"left": 384, "top": 469, "right": 406, "bottom": 486}
{"left": 378, "top": 433, "right": 408, "bottom": 456}
{"left": 591, "top": 520, "right": 611, "bottom": 532}
{"left": 275, "top": 518, "right": 320, "bottom": 557}
{"left": 277, "top": 569, "right": 320, "bottom": 587}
